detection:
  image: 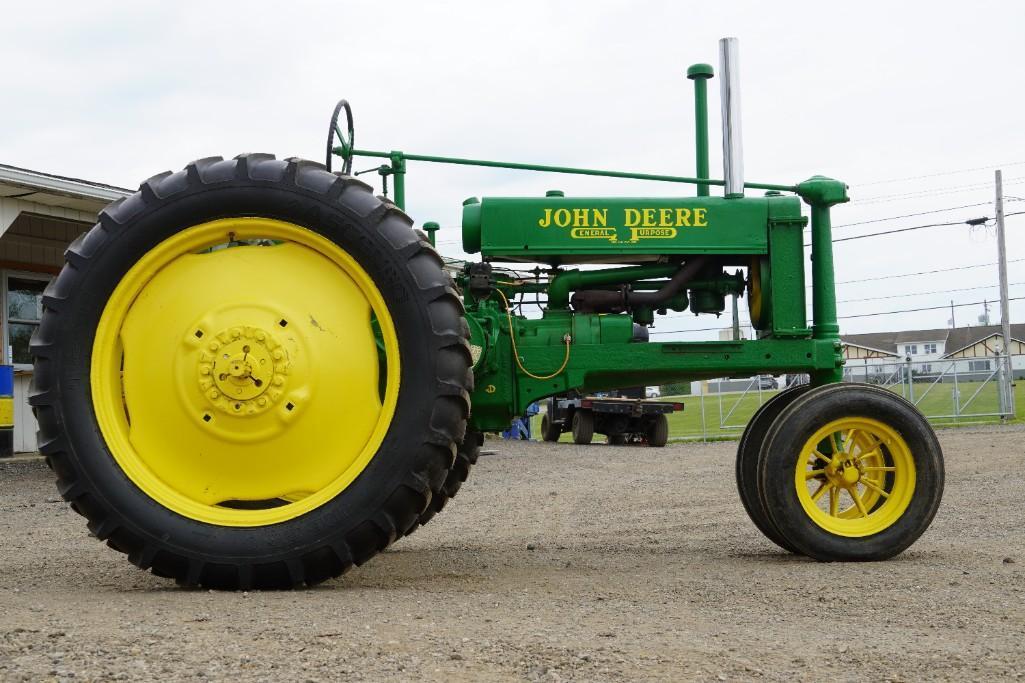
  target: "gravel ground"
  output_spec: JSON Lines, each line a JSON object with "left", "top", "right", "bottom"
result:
{"left": 1, "top": 425, "right": 1023, "bottom": 682}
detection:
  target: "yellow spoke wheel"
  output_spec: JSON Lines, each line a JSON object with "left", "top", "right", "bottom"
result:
{"left": 92, "top": 217, "right": 400, "bottom": 526}
{"left": 756, "top": 383, "right": 944, "bottom": 561}
{"left": 794, "top": 418, "right": 914, "bottom": 537}
{"left": 32, "top": 155, "right": 471, "bottom": 589}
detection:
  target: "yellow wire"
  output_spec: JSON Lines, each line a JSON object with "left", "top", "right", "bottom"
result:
{"left": 494, "top": 288, "right": 571, "bottom": 381}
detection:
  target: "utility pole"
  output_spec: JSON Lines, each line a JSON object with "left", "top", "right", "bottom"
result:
{"left": 995, "top": 170, "right": 1015, "bottom": 419}
{"left": 950, "top": 300, "right": 956, "bottom": 328}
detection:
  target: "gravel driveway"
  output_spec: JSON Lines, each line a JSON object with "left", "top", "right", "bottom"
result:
{"left": 1, "top": 425, "right": 1023, "bottom": 681}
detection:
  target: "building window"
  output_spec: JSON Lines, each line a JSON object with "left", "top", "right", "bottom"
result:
{"left": 5, "top": 274, "right": 51, "bottom": 367}
{"left": 968, "top": 359, "right": 992, "bottom": 372}
{"left": 906, "top": 344, "right": 918, "bottom": 355}
{"left": 923, "top": 343, "right": 937, "bottom": 354}
{"left": 919, "top": 364, "right": 932, "bottom": 374}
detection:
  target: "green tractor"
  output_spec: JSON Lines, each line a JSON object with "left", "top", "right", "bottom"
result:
{"left": 32, "top": 39, "right": 942, "bottom": 589}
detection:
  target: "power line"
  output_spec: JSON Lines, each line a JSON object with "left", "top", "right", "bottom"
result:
{"left": 801, "top": 210, "right": 1024, "bottom": 246}
{"left": 836, "top": 281, "right": 1025, "bottom": 304}
{"left": 848, "top": 161, "right": 1025, "bottom": 187}
{"left": 650, "top": 324, "right": 745, "bottom": 336}
{"left": 837, "top": 296, "right": 1024, "bottom": 320}
{"left": 852, "top": 177, "right": 1025, "bottom": 205}
{"left": 831, "top": 202, "right": 993, "bottom": 229}
{"left": 651, "top": 296, "right": 1025, "bottom": 336}
{"left": 829, "top": 218, "right": 966, "bottom": 244}
{"left": 810, "top": 258, "right": 1021, "bottom": 286}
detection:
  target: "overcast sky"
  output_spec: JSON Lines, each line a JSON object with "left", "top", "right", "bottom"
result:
{"left": 2, "top": 1, "right": 1022, "bottom": 340}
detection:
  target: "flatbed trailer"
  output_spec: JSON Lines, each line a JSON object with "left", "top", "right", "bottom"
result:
{"left": 540, "top": 392, "right": 683, "bottom": 446}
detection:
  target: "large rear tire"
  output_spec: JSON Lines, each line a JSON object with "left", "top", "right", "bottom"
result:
{"left": 30, "top": 154, "right": 473, "bottom": 589}
{"left": 410, "top": 430, "right": 482, "bottom": 532}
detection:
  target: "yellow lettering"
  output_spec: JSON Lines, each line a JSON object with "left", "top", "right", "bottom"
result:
{"left": 693, "top": 207, "right": 708, "bottom": 227}
{"left": 659, "top": 208, "right": 673, "bottom": 227}
{"left": 629, "top": 226, "right": 678, "bottom": 241}
{"left": 675, "top": 208, "right": 692, "bottom": 226}
{"left": 642, "top": 208, "right": 656, "bottom": 227}
{"left": 554, "top": 208, "right": 571, "bottom": 227}
{"left": 624, "top": 208, "right": 641, "bottom": 227}
{"left": 572, "top": 208, "right": 589, "bottom": 227}
{"left": 592, "top": 208, "right": 608, "bottom": 227}
{"left": 571, "top": 227, "right": 617, "bottom": 240}
{"left": 538, "top": 208, "right": 553, "bottom": 228}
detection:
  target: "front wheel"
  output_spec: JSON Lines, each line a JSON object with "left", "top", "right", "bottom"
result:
{"left": 735, "top": 385, "right": 810, "bottom": 553}
{"left": 31, "top": 155, "right": 473, "bottom": 589}
{"left": 757, "top": 384, "right": 944, "bottom": 561}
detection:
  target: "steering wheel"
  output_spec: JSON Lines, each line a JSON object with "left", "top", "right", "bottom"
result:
{"left": 325, "top": 99, "right": 354, "bottom": 174}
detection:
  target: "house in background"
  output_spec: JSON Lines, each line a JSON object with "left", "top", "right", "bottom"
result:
{"left": 0, "top": 164, "right": 130, "bottom": 451}
{"left": 842, "top": 324, "right": 1025, "bottom": 382}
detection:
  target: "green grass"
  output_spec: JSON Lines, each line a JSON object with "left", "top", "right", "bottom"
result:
{"left": 526, "top": 381, "right": 1024, "bottom": 443}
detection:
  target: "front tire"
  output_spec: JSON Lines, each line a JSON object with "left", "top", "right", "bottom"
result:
{"left": 31, "top": 154, "right": 473, "bottom": 589}
{"left": 757, "top": 384, "right": 944, "bottom": 561}
{"left": 735, "top": 386, "right": 810, "bottom": 553}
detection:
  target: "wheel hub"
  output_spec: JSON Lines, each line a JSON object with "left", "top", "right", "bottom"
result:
{"left": 826, "top": 456, "right": 863, "bottom": 487}
{"left": 198, "top": 326, "right": 287, "bottom": 416}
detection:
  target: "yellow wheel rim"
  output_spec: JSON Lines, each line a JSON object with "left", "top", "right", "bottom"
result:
{"left": 91, "top": 218, "right": 400, "bottom": 526}
{"left": 795, "top": 417, "right": 915, "bottom": 537}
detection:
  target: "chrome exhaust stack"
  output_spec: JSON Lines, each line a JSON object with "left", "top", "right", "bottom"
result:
{"left": 718, "top": 37, "right": 744, "bottom": 197}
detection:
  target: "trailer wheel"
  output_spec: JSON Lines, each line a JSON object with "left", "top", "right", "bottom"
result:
{"left": 571, "top": 410, "right": 594, "bottom": 444}
{"left": 735, "top": 385, "right": 810, "bottom": 553}
{"left": 540, "top": 414, "right": 561, "bottom": 442}
{"left": 30, "top": 155, "right": 472, "bottom": 589}
{"left": 647, "top": 414, "right": 669, "bottom": 447}
{"left": 757, "top": 384, "right": 944, "bottom": 561}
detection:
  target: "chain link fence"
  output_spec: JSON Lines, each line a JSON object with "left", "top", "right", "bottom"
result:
{"left": 526, "top": 355, "right": 1021, "bottom": 443}
{"left": 661, "top": 354, "right": 1021, "bottom": 442}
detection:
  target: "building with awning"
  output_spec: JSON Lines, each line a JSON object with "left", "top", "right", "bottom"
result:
{"left": 0, "top": 164, "right": 129, "bottom": 451}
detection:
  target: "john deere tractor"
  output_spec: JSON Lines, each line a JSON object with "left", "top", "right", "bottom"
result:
{"left": 32, "top": 39, "right": 943, "bottom": 589}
